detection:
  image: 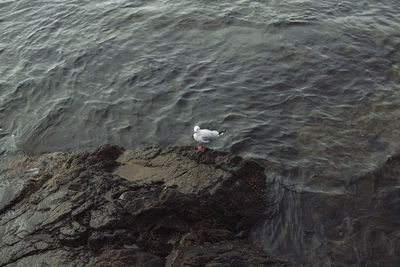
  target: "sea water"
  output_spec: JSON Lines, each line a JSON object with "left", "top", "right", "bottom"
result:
{"left": 1, "top": 0, "right": 400, "bottom": 264}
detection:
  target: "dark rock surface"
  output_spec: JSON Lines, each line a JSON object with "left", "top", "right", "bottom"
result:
{"left": 166, "top": 241, "right": 290, "bottom": 267}
{"left": 0, "top": 145, "right": 288, "bottom": 266}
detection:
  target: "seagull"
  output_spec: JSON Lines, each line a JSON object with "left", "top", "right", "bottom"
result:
{"left": 193, "top": 125, "right": 226, "bottom": 152}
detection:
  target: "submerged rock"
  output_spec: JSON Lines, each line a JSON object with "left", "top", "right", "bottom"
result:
{"left": 0, "top": 145, "right": 285, "bottom": 266}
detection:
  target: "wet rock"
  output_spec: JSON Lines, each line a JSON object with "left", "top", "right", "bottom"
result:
{"left": 114, "top": 147, "right": 267, "bottom": 231}
{"left": 166, "top": 240, "right": 294, "bottom": 267}
{"left": 89, "top": 249, "right": 163, "bottom": 267}
{"left": 0, "top": 145, "right": 285, "bottom": 266}
{"left": 88, "top": 230, "right": 137, "bottom": 251}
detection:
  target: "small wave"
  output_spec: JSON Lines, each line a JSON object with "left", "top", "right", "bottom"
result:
{"left": 270, "top": 19, "right": 312, "bottom": 28}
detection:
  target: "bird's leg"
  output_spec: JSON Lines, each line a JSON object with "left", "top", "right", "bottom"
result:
{"left": 202, "top": 143, "right": 207, "bottom": 152}
{"left": 198, "top": 143, "right": 205, "bottom": 152}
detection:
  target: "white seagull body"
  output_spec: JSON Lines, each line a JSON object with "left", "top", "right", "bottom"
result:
{"left": 193, "top": 125, "right": 226, "bottom": 152}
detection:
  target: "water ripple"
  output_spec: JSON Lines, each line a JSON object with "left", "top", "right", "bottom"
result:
{"left": 1, "top": 0, "right": 400, "bottom": 264}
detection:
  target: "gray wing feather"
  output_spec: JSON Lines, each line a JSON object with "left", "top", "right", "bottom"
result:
{"left": 198, "top": 130, "right": 219, "bottom": 143}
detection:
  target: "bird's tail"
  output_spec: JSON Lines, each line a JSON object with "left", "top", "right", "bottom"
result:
{"left": 218, "top": 129, "right": 227, "bottom": 136}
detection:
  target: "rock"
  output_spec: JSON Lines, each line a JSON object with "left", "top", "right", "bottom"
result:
{"left": 0, "top": 145, "right": 287, "bottom": 266}
{"left": 88, "top": 249, "right": 163, "bottom": 267}
{"left": 114, "top": 147, "right": 267, "bottom": 231}
{"left": 166, "top": 240, "right": 295, "bottom": 267}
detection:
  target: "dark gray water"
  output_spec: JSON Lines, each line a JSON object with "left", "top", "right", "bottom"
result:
{"left": 1, "top": 0, "right": 400, "bottom": 265}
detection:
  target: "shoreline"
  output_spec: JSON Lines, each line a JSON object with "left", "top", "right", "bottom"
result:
{"left": 0, "top": 145, "right": 294, "bottom": 266}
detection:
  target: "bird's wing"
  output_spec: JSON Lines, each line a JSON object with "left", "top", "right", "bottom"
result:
{"left": 198, "top": 130, "right": 219, "bottom": 143}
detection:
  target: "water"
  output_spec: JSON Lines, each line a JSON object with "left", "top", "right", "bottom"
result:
{"left": 1, "top": 0, "right": 400, "bottom": 265}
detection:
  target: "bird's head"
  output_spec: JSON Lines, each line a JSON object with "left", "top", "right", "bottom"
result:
{"left": 193, "top": 125, "right": 200, "bottom": 133}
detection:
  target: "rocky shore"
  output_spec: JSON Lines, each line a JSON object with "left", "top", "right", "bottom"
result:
{"left": 0, "top": 145, "right": 292, "bottom": 266}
